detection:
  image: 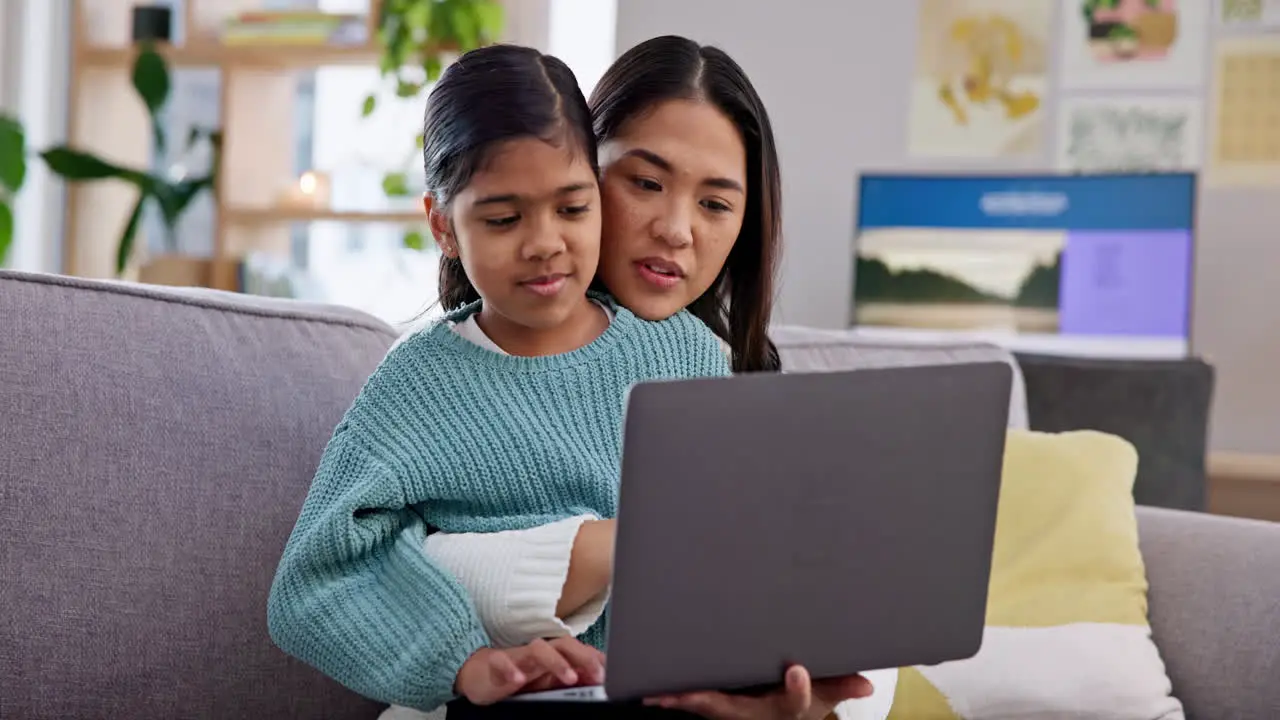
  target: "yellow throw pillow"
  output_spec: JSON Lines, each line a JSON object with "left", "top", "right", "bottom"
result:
{"left": 886, "top": 430, "right": 1184, "bottom": 719}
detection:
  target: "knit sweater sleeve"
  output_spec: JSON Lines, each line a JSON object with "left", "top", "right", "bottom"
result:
{"left": 266, "top": 424, "right": 490, "bottom": 712}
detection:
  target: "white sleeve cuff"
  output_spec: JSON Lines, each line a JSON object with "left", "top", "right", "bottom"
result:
{"left": 833, "top": 668, "right": 899, "bottom": 720}
{"left": 422, "top": 515, "right": 608, "bottom": 648}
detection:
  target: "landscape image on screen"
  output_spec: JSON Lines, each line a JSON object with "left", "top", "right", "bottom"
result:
{"left": 854, "top": 228, "right": 1064, "bottom": 333}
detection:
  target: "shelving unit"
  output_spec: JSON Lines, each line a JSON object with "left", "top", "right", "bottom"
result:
{"left": 63, "top": 0, "right": 425, "bottom": 289}
{"left": 224, "top": 208, "right": 424, "bottom": 225}
{"left": 78, "top": 43, "right": 382, "bottom": 70}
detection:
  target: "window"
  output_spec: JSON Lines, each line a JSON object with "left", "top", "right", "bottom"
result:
{"left": 4, "top": 0, "right": 71, "bottom": 273}
{"left": 123, "top": 0, "right": 618, "bottom": 329}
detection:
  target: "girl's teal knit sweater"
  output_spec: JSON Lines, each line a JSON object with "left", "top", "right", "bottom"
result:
{"left": 266, "top": 298, "right": 732, "bottom": 712}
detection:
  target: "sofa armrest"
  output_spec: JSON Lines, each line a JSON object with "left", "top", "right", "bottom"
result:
{"left": 1136, "top": 507, "right": 1280, "bottom": 719}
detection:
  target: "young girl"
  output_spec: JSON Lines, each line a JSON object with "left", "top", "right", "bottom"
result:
{"left": 266, "top": 44, "right": 732, "bottom": 714}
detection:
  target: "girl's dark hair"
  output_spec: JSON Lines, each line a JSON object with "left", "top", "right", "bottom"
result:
{"left": 589, "top": 35, "right": 782, "bottom": 373}
{"left": 425, "top": 44, "right": 598, "bottom": 311}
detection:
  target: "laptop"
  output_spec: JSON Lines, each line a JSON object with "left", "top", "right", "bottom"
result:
{"left": 510, "top": 361, "right": 1012, "bottom": 703}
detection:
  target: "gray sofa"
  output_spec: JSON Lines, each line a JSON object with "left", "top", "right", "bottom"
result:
{"left": 2, "top": 269, "right": 1277, "bottom": 719}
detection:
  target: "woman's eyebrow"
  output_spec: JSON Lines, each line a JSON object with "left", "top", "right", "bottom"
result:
{"left": 623, "top": 148, "right": 744, "bottom": 193}
{"left": 623, "top": 147, "right": 673, "bottom": 172}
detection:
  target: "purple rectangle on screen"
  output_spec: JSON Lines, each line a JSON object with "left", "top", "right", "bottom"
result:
{"left": 1059, "top": 231, "right": 1192, "bottom": 338}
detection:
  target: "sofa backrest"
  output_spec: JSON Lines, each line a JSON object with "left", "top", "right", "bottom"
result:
{"left": 771, "top": 326, "right": 1030, "bottom": 429}
{"left": 1136, "top": 507, "right": 1280, "bottom": 719}
{"left": 0, "top": 271, "right": 395, "bottom": 719}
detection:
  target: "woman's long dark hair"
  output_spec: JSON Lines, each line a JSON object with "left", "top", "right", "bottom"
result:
{"left": 424, "top": 44, "right": 598, "bottom": 311}
{"left": 589, "top": 36, "right": 782, "bottom": 373}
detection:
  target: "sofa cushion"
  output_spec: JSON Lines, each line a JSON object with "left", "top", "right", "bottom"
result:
{"left": 770, "top": 327, "right": 1029, "bottom": 429}
{"left": 0, "top": 270, "right": 396, "bottom": 719}
{"left": 888, "top": 431, "right": 1183, "bottom": 719}
{"left": 1014, "top": 352, "right": 1214, "bottom": 512}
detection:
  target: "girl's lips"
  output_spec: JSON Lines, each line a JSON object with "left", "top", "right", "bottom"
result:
{"left": 635, "top": 259, "right": 684, "bottom": 290}
{"left": 520, "top": 274, "right": 569, "bottom": 297}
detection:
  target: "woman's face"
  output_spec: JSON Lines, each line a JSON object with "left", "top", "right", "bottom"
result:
{"left": 597, "top": 99, "right": 747, "bottom": 321}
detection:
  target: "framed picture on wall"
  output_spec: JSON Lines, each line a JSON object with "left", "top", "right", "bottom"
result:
{"left": 1055, "top": 95, "right": 1205, "bottom": 171}
{"left": 908, "top": 0, "right": 1054, "bottom": 158}
{"left": 1059, "top": 0, "right": 1211, "bottom": 89}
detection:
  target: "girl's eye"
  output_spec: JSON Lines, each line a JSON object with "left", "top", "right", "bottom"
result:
{"left": 561, "top": 204, "right": 591, "bottom": 217}
{"left": 702, "top": 199, "right": 732, "bottom": 213}
{"left": 484, "top": 215, "right": 519, "bottom": 228}
{"left": 632, "top": 177, "right": 662, "bottom": 192}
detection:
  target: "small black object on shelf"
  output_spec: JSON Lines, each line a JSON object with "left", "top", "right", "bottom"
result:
{"left": 131, "top": 4, "right": 173, "bottom": 43}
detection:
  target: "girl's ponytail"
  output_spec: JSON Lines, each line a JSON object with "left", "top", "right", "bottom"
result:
{"left": 437, "top": 256, "right": 480, "bottom": 312}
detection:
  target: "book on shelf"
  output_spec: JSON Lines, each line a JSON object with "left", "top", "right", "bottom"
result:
{"left": 221, "top": 11, "right": 367, "bottom": 47}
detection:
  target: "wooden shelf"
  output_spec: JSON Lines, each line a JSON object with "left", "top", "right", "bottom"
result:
{"left": 78, "top": 42, "right": 380, "bottom": 70}
{"left": 1208, "top": 452, "right": 1280, "bottom": 483}
{"left": 225, "top": 208, "right": 425, "bottom": 225}
{"left": 63, "top": 0, "right": 414, "bottom": 281}
{"left": 1208, "top": 452, "right": 1280, "bottom": 523}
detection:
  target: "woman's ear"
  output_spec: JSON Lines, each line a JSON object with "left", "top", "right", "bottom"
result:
{"left": 423, "top": 193, "right": 457, "bottom": 258}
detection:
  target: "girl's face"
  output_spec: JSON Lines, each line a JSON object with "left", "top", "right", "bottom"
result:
{"left": 428, "top": 137, "right": 602, "bottom": 341}
{"left": 597, "top": 99, "right": 748, "bottom": 321}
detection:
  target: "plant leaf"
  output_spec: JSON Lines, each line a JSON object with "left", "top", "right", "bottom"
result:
{"left": 170, "top": 175, "right": 214, "bottom": 218}
{"left": 185, "top": 127, "right": 203, "bottom": 150}
{"left": 405, "top": 0, "right": 431, "bottom": 31}
{"left": 381, "top": 21, "right": 411, "bottom": 73}
{"left": 424, "top": 55, "right": 443, "bottom": 82}
{"left": 132, "top": 46, "right": 171, "bottom": 113}
{"left": 0, "top": 200, "right": 13, "bottom": 266}
{"left": 403, "top": 229, "right": 426, "bottom": 251}
{"left": 132, "top": 46, "right": 171, "bottom": 152}
{"left": 116, "top": 193, "right": 147, "bottom": 275}
{"left": 396, "top": 80, "right": 422, "bottom": 98}
{"left": 361, "top": 93, "right": 378, "bottom": 117}
{"left": 147, "top": 173, "right": 214, "bottom": 235}
{"left": 153, "top": 182, "right": 187, "bottom": 228}
{"left": 41, "top": 147, "right": 133, "bottom": 181}
{"left": 473, "top": 1, "right": 504, "bottom": 40}
{"left": 0, "top": 114, "right": 26, "bottom": 193}
{"left": 449, "top": 4, "right": 480, "bottom": 49}
{"left": 41, "top": 148, "right": 156, "bottom": 196}
{"left": 382, "top": 172, "right": 410, "bottom": 197}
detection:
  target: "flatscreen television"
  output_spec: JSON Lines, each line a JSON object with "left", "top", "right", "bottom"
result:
{"left": 852, "top": 172, "right": 1196, "bottom": 359}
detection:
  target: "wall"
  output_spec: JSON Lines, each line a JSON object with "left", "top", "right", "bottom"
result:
{"left": 0, "top": 1, "right": 28, "bottom": 114}
{"left": 614, "top": 0, "right": 1280, "bottom": 456}
{"left": 0, "top": 4, "right": 11, "bottom": 113}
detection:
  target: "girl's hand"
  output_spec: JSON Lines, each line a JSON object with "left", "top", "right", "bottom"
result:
{"left": 557, "top": 518, "right": 616, "bottom": 618}
{"left": 645, "top": 665, "right": 873, "bottom": 720}
{"left": 454, "top": 637, "right": 606, "bottom": 705}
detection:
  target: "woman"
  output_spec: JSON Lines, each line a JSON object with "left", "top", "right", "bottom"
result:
{"left": 589, "top": 35, "right": 781, "bottom": 374}
{"left": 421, "top": 36, "right": 897, "bottom": 720}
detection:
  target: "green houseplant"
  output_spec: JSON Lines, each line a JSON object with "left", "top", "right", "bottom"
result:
{"left": 364, "top": 0, "right": 504, "bottom": 249}
{"left": 0, "top": 114, "right": 25, "bottom": 266}
{"left": 40, "top": 45, "right": 222, "bottom": 275}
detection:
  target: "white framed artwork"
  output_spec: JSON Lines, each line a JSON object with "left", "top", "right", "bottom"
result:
{"left": 1060, "top": 0, "right": 1211, "bottom": 90}
{"left": 1056, "top": 95, "right": 1204, "bottom": 171}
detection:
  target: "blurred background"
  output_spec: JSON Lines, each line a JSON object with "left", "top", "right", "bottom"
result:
{"left": 1, "top": 0, "right": 1277, "bottom": 484}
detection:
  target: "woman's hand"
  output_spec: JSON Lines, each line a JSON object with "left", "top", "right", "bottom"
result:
{"left": 453, "top": 637, "right": 606, "bottom": 705}
{"left": 644, "top": 665, "right": 873, "bottom": 720}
